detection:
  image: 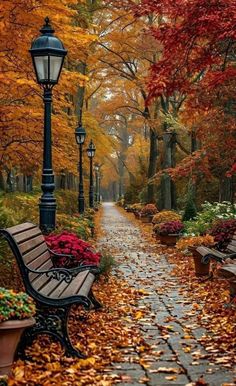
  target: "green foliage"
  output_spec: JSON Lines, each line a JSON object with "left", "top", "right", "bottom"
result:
{"left": 0, "top": 197, "right": 16, "bottom": 228}
{"left": 56, "top": 190, "right": 78, "bottom": 215}
{"left": 184, "top": 201, "right": 236, "bottom": 236}
{"left": 98, "top": 250, "right": 116, "bottom": 275}
{"left": 182, "top": 188, "right": 197, "bottom": 221}
{"left": 0, "top": 287, "right": 35, "bottom": 323}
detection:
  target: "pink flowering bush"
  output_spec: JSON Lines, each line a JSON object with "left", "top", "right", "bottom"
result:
{"left": 45, "top": 231, "right": 100, "bottom": 268}
{"left": 158, "top": 221, "right": 184, "bottom": 236}
{"left": 209, "top": 219, "right": 236, "bottom": 251}
{"left": 140, "top": 204, "right": 158, "bottom": 216}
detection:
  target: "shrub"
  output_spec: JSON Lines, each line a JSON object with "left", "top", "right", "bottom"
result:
{"left": 184, "top": 201, "right": 236, "bottom": 236}
{"left": 131, "top": 203, "right": 143, "bottom": 212}
{"left": 182, "top": 189, "right": 197, "bottom": 221}
{"left": 152, "top": 210, "right": 181, "bottom": 224}
{"left": 56, "top": 213, "right": 92, "bottom": 240}
{"left": 98, "top": 250, "right": 116, "bottom": 275}
{"left": 45, "top": 231, "right": 100, "bottom": 267}
{"left": 176, "top": 235, "right": 215, "bottom": 251}
{"left": 208, "top": 219, "right": 236, "bottom": 251}
{"left": 158, "top": 221, "right": 184, "bottom": 236}
{"left": 140, "top": 204, "right": 158, "bottom": 216}
{"left": 0, "top": 287, "right": 35, "bottom": 323}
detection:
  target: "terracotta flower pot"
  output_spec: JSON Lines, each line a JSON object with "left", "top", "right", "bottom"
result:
{"left": 189, "top": 248, "right": 210, "bottom": 277}
{"left": 0, "top": 317, "right": 35, "bottom": 376}
{"left": 141, "top": 215, "right": 153, "bottom": 223}
{"left": 159, "top": 234, "right": 179, "bottom": 246}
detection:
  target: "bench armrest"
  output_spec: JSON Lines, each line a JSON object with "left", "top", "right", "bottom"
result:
{"left": 202, "top": 252, "right": 236, "bottom": 264}
{"left": 49, "top": 249, "right": 74, "bottom": 259}
{"left": 26, "top": 266, "right": 76, "bottom": 283}
{"left": 201, "top": 253, "right": 225, "bottom": 264}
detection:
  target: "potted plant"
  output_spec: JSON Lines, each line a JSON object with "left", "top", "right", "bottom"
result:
{"left": 152, "top": 210, "right": 181, "bottom": 225}
{"left": 176, "top": 234, "right": 215, "bottom": 276}
{"left": 0, "top": 287, "right": 36, "bottom": 376}
{"left": 157, "top": 220, "right": 184, "bottom": 246}
{"left": 131, "top": 203, "right": 143, "bottom": 219}
{"left": 140, "top": 204, "right": 158, "bottom": 223}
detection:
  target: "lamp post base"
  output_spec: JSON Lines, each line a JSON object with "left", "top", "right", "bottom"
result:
{"left": 78, "top": 196, "right": 85, "bottom": 214}
{"left": 39, "top": 199, "right": 56, "bottom": 233}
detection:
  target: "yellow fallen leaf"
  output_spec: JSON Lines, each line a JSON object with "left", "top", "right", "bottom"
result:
{"left": 165, "top": 376, "right": 177, "bottom": 381}
{"left": 135, "top": 311, "right": 144, "bottom": 319}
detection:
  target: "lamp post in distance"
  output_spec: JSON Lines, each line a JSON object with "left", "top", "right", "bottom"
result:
{"left": 87, "top": 140, "right": 96, "bottom": 208}
{"left": 75, "top": 124, "right": 86, "bottom": 213}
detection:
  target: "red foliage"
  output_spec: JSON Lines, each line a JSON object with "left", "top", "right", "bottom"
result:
{"left": 159, "top": 220, "right": 184, "bottom": 235}
{"left": 209, "top": 219, "right": 236, "bottom": 251}
{"left": 45, "top": 232, "right": 100, "bottom": 267}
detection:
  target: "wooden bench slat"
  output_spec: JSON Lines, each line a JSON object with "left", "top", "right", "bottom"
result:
{"left": 6, "top": 223, "right": 36, "bottom": 235}
{"left": 23, "top": 243, "right": 49, "bottom": 265}
{"left": 31, "top": 273, "right": 52, "bottom": 291}
{"left": 227, "top": 245, "right": 236, "bottom": 253}
{"left": 218, "top": 264, "right": 236, "bottom": 279}
{"left": 59, "top": 270, "right": 90, "bottom": 299}
{"left": 14, "top": 228, "right": 42, "bottom": 243}
{"left": 27, "top": 251, "right": 52, "bottom": 271}
{"left": 77, "top": 273, "right": 95, "bottom": 297}
{"left": 19, "top": 234, "right": 45, "bottom": 255}
{"left": 196, "top": 246, "right": 225, "bottom": 258}
{"left": 41, "top": 270, "right": 90, "bottom": 298}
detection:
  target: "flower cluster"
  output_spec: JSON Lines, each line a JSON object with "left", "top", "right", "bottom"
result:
{"left": 152, "top": 210, "right": 181, "bottom": 224}
{"left": 184, "top": 201, "right": 236, "bottom": 236}
{"left": 158, "top": 221, "right": 184, "bottom": 236}
{"left": 45, "top": 231, "right": 100, "bottom": 267}
{"left": 0, "top": 287, "right": 35, "bottom": 323}
{"left": 131, "top": 203, "right": 143, "bottom": 212}
{"left": 140, "top": 204, "right": 158, "bottom": 216}
{"left": 209, "top": 219, "right": 236, "bottom": 251}
{"left": 176, "top": 234, "right": 215, "bottom": 251}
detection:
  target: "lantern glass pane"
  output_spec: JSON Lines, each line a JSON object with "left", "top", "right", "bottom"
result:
{"left": 76, "top": 134, "right": 85, "bottom": 145}
{"left": 50, "top": 55, "right": 63, "bottom": 81}
{"left": 34, "top": 56, "right": 49, "bottom": 82}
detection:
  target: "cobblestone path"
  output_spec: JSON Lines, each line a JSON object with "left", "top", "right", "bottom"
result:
{"left": 98, "top": 203, "right": 235, "bottom": 386}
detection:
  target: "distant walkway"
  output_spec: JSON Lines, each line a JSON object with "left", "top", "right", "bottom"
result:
{"left": 98, "top": 203, "right": 234, "bottom": 386}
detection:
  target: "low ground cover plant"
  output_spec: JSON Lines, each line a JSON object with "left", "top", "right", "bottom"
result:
{"left": 0, "top": 287, "right": 35, "bottom": 323}
{"left": 208, "top": 219, "right": 236, "bottom": 251}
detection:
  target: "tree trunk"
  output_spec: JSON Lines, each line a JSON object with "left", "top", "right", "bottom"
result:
{"left": 0, "top": 172, "right": 5, "bottom": 191}
{"left": 219, "top": 176, "right": 234, "bottom": 203}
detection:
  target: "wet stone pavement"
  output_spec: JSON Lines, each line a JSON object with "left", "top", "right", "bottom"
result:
{"left": 98, "top": 203, "right": 235, "bottom": 386}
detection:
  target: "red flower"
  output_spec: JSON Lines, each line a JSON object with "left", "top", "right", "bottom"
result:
{"left": 45, "top": 232, "right": 100, "bottom": 268}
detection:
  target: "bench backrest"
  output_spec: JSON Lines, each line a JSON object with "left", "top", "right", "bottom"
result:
{"left": 0, "top": 222, "right": 53, "bottom": 290}
{"left": 227, "top": 233, "right": 236, "bottom": 254}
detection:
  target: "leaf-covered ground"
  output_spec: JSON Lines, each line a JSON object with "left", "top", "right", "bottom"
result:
{"left": 6, "top": 203, "right": 236, "bottom": 385}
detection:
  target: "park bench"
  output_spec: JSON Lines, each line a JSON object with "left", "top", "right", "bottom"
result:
{"left": 0, "top": 222, "right": 102, "bottom": 358}
{"left": 195, "top": 232, "right": 236, "bottom": 264}
{"left": 195, "top": 232, "right": 236, "bottom": 302}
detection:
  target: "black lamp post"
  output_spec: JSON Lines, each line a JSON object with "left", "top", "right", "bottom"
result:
{"left": 30, "top": 17, "right": 67, "bottom": 231}
{"left": 75, "top": 124, "right": 86, "bottom": 213}
{"left": 94, "top": 164, "right": 99, "bottom": 204}
{"left": 87, "top": 140, "right": 96, "bottom": 208}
